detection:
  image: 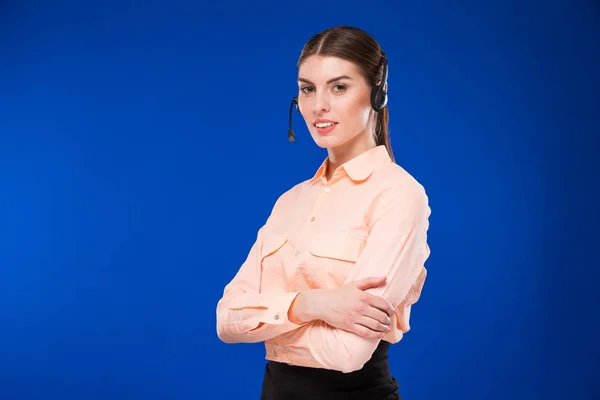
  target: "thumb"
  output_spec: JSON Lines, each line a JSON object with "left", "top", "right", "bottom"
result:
{"left": 353, "top": 276, "right": 387, "bottom": 291}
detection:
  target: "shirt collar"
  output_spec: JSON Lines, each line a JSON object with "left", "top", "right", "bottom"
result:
{"left": 309, "top": 145, "right": 392, "bottom": 184}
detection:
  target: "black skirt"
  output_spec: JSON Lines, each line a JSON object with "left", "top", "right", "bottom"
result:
{"left": 259, "top": 341, "right": 401, "bottom": 400}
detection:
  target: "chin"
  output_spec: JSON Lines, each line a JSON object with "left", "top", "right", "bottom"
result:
{"left": 311, "top": 133, "right": 344, "bottom": 149}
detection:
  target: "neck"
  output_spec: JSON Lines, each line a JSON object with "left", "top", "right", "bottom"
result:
{"left": 325, "top": 135, "right": 377, "bottom": 181}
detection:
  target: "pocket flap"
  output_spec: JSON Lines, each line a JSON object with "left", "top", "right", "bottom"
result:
{"left": 261, "top": 234, "right": 288, "bottom": 260}
{"left": 308, "top": 234, "right": 365, "bottom": 262}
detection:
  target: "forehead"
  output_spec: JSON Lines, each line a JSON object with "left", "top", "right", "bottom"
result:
{"left": 297, "top": 55, "right": 362, "bottom": 82}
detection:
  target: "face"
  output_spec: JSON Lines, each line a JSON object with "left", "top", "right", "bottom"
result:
{"left": 297, "top": 55, "right": 376, "bottom": 153}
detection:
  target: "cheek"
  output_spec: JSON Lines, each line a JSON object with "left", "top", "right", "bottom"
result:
{"left": 298, "top": 99, "right": 312, "bottom": 123}
{"left": 340, "top": 96, "right": 370, "bottom": 128}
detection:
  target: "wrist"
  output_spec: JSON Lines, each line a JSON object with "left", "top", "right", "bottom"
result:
{"left": 289, "top": 290, "right": 321, "bottom": 324}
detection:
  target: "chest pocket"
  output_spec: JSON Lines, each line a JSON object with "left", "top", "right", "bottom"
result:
{"left": 307, "top": 233, "right": 366, "bottom": 286}
{"left": 260, "top": 233, "right": 288, "bottom": 271}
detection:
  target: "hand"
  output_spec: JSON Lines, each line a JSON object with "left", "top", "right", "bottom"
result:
{"left": 310, "top": 277, "right": 395, "bottom": 339}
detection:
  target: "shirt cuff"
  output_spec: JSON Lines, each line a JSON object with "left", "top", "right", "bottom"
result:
{"left": 259, "top": 291, "right": 306, "bottom": 328}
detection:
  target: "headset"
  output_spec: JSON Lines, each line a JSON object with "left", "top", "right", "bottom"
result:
{"left": 288, "top": 51, "right": 388, "bottom": 142}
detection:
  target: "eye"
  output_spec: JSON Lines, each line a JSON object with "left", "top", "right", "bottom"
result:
{"left": 300, "top": 86, "right": 314, "bottom": 94}
{"left": 332, "top": 84, "right": 347, "bottom": 93}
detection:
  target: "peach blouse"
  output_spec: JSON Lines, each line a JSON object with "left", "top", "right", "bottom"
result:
{"left": 216, "top": 145, "right": 431, "bottom": 373}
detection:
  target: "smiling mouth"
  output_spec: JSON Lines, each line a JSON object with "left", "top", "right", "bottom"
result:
{"left": 314, "top": 122, "right": 338, "bottom": 128}
{"left": 313, "top": 122, "right": 338, "bottom": 135}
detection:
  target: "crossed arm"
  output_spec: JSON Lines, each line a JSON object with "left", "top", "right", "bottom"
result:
{"left": 216, "top": 184, "right": 431, "bottom": 372}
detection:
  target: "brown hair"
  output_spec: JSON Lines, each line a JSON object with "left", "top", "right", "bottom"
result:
{"left": 296, "top": 26, "right": 394, "bottom": 162}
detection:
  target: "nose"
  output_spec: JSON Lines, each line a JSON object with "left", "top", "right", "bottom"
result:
{"left": 312, "top": 90, "right": 330, "bottom": 114}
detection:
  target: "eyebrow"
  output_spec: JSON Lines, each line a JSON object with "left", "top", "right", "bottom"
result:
{"left": 297, "top": 75, "right": 353, "bottom": 85}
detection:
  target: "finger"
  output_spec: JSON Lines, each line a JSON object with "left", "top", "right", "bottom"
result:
{"left": 347, "top": 324, "right": 373, "bottom": 339}
{"left": 356, "top": 315, "right": 390, "bottom": 333}
{"left": 361, "top": 305, "right": 391, "bottom": 326}
{"left": 365, "top": 294, "right": 395, "bottom": 318}
{"left": 353, "top": 276, "right": 386, "bottom": 290}
{"left": 352, "top": 321, "right": 389, "bottom": 339}
{"left": 350, "top": 324, "right": 385, "bottom": 339}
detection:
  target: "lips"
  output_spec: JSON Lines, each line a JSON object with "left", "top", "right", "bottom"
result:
{"left": 313, "top": 119, "right": 338, "bottom": 135}
{"left": 313, "top": 119, "right": 338, "bottom": 128}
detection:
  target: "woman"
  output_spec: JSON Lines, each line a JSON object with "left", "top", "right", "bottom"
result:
{"left": 216, "top": 26, "right": 431, "bottom": 400}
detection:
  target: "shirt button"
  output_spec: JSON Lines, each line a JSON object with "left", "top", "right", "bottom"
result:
{"left": 294, "top": 250, "right": 300, "bottom": 256}
{"left": 310, "top": 216, "right": 315, "bottom": 222}
{"left": 324, "top": 187, "right": 330, "bottom": 193}
{"left": 274, "top": 314, "right": 279, "bottom": 320}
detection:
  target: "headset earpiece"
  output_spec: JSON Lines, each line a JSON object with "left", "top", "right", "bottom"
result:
{"left": 288, "top": 96, "right": 299, "bottom": 142}
{"left": 370, "top": 52, "right": 389, "bottom": 112}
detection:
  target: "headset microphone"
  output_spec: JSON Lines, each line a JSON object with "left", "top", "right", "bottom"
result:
{"left": 288, "top": 96, "right": 299, "bottom": 142}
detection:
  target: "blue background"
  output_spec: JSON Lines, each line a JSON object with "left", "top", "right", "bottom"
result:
{"left": 1, "top": 1, "right": 599, "bottom": 399}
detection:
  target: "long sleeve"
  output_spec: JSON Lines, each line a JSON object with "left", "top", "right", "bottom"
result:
{"left": 216, "top": 221, "right": 308, "bottom": 344}
{"left": 286, "top": 183, "right": 431, "bottom": 373}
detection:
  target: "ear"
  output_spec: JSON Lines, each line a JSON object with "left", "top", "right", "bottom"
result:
{"left": 383, "top": 82, "right": 388, "bottom": 92}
